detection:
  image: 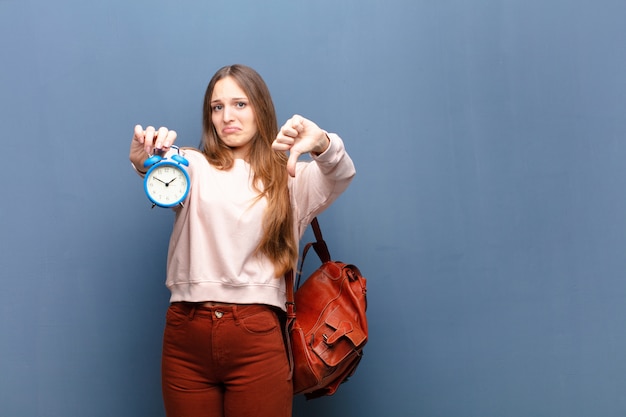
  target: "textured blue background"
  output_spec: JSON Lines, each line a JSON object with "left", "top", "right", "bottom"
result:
{"left": 2, "top": 0, "right": 626, "bottom": 416}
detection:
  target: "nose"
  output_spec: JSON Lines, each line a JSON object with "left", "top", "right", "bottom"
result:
{"left": 222, "top": 105, "right": 234, "bottom": 122}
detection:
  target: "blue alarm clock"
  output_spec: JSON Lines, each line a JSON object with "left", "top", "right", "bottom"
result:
{"left": 143, "top": 145, "right": 190, "bottom": 208}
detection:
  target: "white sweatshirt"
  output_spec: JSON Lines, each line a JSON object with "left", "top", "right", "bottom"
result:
{"left": 163, "top": 133, "right": 355, "bottom": 310}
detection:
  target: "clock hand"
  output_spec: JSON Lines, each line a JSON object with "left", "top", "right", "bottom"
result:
{"left": 152, "top": 176, "right": 167, "bottom": 185}
{"left": 166, "top": 177, "right": 177, "bottom": 185}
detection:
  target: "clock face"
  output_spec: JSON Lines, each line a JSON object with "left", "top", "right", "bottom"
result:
{"left": 144, "top": 162, "right": 190, "bottom": 207}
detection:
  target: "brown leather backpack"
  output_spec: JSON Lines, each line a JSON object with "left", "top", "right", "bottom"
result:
{"left": 285, "top": 218, "right": 368, "bottom": 399}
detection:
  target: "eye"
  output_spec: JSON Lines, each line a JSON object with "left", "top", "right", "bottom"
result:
{"left": 236, "top": 101, "right": 247, "bottom": 109}
{"left": 212, "top": 104, "right": 223, "bottom": 111}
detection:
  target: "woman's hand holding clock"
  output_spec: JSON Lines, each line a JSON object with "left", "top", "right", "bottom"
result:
{"left": 130, "top": 125, "right": 178, "bottom": 172}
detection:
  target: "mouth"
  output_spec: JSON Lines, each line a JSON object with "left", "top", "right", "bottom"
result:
{"left": 222, "top": 127, "right": 240, "bottom": 134}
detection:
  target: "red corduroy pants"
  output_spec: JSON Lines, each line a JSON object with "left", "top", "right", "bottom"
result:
{"left": 161, "top": 302, "right": 293, "bottom": 417}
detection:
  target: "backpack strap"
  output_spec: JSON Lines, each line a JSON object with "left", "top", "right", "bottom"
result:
{"left": 285, "top": 217, "right": 329, "bottom": 315}
{"left": 284, "top": 268, "right": 296, "bottom": 379}
{"left": 310, "top": 217, "right": 331, "bottom": 263}
{"left": 284, "top": 217, "right": 328, "bottom": 380}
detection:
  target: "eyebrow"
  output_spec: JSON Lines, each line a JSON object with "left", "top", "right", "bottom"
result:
{"left": 210, "top": 97, "right": 248, "bottom": 104}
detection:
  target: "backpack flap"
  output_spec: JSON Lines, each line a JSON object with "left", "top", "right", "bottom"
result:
{"left": 312, "top": 307, "right": 367, "bottom": 367}
{"left": 324, "top": 310, "right": 367, "bottom": 347}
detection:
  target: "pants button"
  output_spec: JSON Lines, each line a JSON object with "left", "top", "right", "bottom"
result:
{"left": 215, "top": 311, "right": 224, "bottom": 318}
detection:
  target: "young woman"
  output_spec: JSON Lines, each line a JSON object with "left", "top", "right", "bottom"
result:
{"left": 129, "top": 64, "right": 355, "bottom": 417}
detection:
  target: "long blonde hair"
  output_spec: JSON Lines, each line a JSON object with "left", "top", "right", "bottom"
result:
{"left": 200, "top": 64, "right": 296, "bottom": 276}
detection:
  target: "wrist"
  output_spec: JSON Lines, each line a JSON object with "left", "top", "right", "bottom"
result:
{"left": 131, "top": 160, "right": 148, "bottom": 175}
{"left": 312, "top": 131, "right": 331, "bottom": 156}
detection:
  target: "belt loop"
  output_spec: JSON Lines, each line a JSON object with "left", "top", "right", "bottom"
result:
{"left": 232, "top": 304, "right": 240, "bottom": 324}
{"left": 188, "top": 303, "right": 196, "bottom": 321}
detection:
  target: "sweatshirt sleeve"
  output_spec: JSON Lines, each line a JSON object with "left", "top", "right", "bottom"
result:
{"left": 290, "top": 133, "right": 356, "bottom": 237}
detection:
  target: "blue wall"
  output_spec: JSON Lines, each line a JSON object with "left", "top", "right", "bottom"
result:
{"left": 2, "top": 1, "right": 626, "bottom": 416}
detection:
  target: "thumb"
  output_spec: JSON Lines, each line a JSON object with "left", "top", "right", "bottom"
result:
{"left": 286, "top": 149, "right": 302, "bottom": 177}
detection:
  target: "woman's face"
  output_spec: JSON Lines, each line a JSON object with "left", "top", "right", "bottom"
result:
{"left": 210, "top": 76, "right": 258, "bottom": 159}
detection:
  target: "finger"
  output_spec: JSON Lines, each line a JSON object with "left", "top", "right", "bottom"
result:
{"left": 290, "top": 114, "right": 304, "bottom": 131}
{"left": 144, "top": 126, "right": 156, "bottom": 154}
{"left": 133, "top": 125, "right": 145, "bottom": 143}
{"left": 279, "top": 115, "right": 304, "bottom": 138}
{"left": 154, "top": 127, "right": 176, "bottom": 151}
{"left": 286, "top": 149, "right": 302, "bottom": 177}
{"left": 279, "top": 123, "right": 299, "bottom": 138}
{"left": 273, "top": 131, "right": 294, "bottom": 149}
{"left": 163, "top": 130, "right": 177, "bottom": 150}
{"left": 272, "top": 140, "right": 291, "bottom": 151}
